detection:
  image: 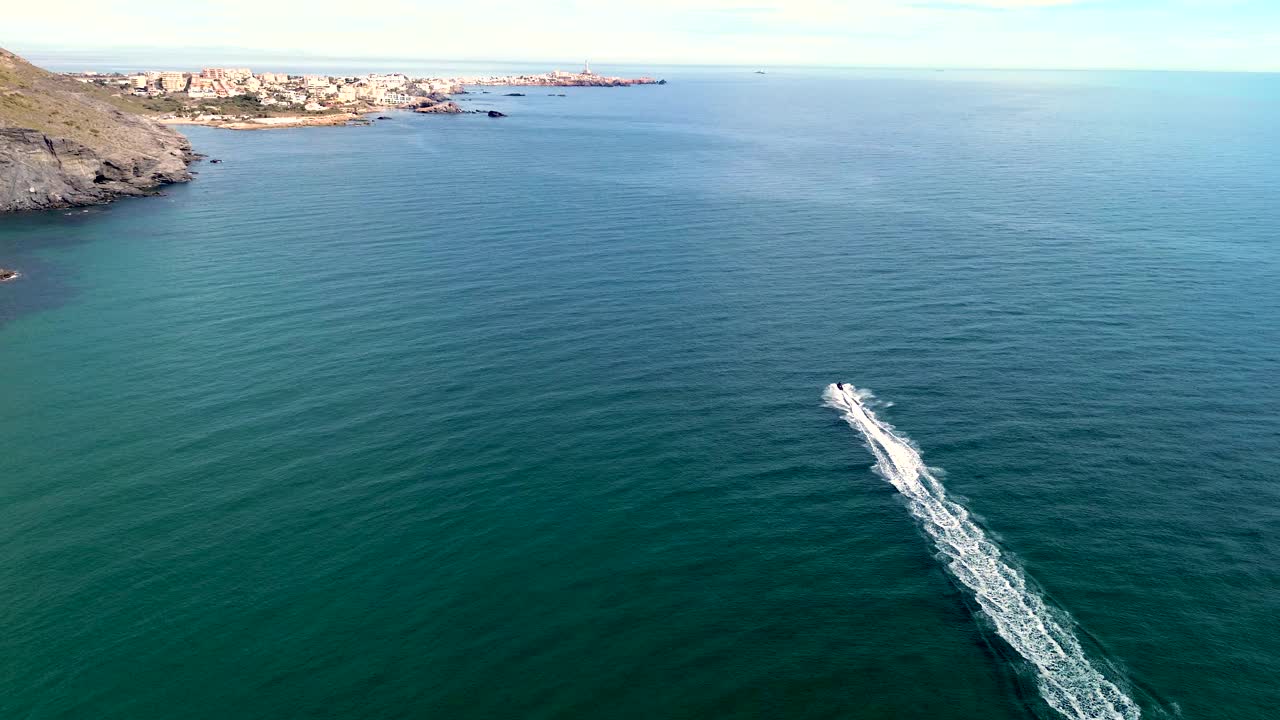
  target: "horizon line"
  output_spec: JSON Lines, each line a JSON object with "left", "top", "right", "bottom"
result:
{"left": 11, "top": 44, "right": 1279, "bottom": 76}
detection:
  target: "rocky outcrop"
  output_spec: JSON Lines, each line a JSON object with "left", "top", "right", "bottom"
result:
{"left": 1, "top": 127, "right": 193, "bottom": 212}
{"left": 487, "top": 111, "right": 507, "bottom": 118}
{"left": 1, "top": 47, "right": 195, "bottom": 214}
{"left": 414, "top": 102, "right": 463, "bottom": 114}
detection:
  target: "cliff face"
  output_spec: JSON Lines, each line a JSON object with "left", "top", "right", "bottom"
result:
{"left": 1, "top": 126, "right": 193, "bottom": 212}
{"left": 0, "top": 48, "right": 194, "bottom": 214}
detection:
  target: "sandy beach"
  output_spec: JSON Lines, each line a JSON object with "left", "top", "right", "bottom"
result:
{"left": 158, "top": 113, "right": 365, "bottom": 130}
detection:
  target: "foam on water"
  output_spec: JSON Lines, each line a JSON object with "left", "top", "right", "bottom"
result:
{"left": 824, "top": 383, "right": 1140, "bottom": 720}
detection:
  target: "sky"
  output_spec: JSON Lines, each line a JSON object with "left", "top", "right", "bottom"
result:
{"left": 4, "top": 0, "right": 1278, "bottom": 71}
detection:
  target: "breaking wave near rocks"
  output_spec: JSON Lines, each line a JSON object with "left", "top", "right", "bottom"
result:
{"left": 824, "top": 383, "right": 1140, "bottom": 720}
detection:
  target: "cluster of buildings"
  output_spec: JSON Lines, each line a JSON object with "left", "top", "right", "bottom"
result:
{"left": 456, "top": 63, "right": 660, "bottom": 87}
{"left": 74, "top": 67, "right": 461, "bottom": 112}
{"left": 68, "top": 62, "right": 660, "bottom": 114}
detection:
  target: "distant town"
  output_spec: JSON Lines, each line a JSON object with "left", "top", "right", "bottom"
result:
{"left": 63, "top": 62, "right": 664, "bottom": 128}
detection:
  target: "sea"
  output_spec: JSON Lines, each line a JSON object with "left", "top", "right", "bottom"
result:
{"left": 2, "top": 62, "right": 1279, "bottom": 720}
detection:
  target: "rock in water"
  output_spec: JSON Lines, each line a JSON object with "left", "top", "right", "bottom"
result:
{"left": 0, "top": 268, "right": 19, "bottom": 282}
{"left": 0, "top": 47, "right": 195, "bottom": 214}
{"left": 414, "top": 102, "right": 464, "bottom": 115}
{"left": 487, "top": 111, "right": 507, "bottom": 118}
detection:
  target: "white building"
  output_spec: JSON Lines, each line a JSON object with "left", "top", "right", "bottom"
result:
{"left": 366, "top": 73, "right": 407, "bottom": 90}
{"left": 159, "top": 72, "right": 187, "bottom": 92}
{"left": 380, "top": 91, "right": 416, "bottom": 105}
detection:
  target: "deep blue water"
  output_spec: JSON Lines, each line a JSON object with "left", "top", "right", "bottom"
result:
{"left": 2, "top": 69, "right": 1279, "bottom": 720}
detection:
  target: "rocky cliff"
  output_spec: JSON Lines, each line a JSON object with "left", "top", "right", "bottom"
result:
{"left": 0, "top": 48, "right": 194, "bottom": 213}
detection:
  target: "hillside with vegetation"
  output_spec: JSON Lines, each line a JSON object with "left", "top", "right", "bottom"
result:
{"left": 0, "top": 47, "right": 194, "bottom": 213}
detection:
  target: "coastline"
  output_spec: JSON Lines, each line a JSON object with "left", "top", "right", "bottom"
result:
{"left": 4, "top": 55, "right": 665, "bottom": 215}
{"left": 158, "top": 112, "right": 367, "bottom": 130}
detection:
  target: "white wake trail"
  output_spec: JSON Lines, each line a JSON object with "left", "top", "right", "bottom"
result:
{"left": 824, "top": 383, "right": 1140, "bottom": 720}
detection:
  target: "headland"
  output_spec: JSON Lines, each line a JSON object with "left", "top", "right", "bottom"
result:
{"left": 0, "top": 48, "right": 194, "bottom": 214}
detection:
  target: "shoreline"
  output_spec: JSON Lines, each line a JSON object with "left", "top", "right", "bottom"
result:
{"left": 3, "top": 52, "right": 667, "bottom": 215}
{"left": 149, "top": 76, "right": 666, "bottom": 132}
{"left": 158, "top": 112, "right": 367, "bottom": 130}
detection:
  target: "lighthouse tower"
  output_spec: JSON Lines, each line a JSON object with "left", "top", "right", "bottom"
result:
{"left": 583, "top": 60, "right": 593, "bottom": 76}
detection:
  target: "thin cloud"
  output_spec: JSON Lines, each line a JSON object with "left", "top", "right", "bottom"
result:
{"left": 4, "top": 0, "right": 1276, "bottom": 72}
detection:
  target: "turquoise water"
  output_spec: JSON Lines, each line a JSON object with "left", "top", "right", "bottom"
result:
{"left": 3, "top": 69, "right": 1279, "bottom": 719}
